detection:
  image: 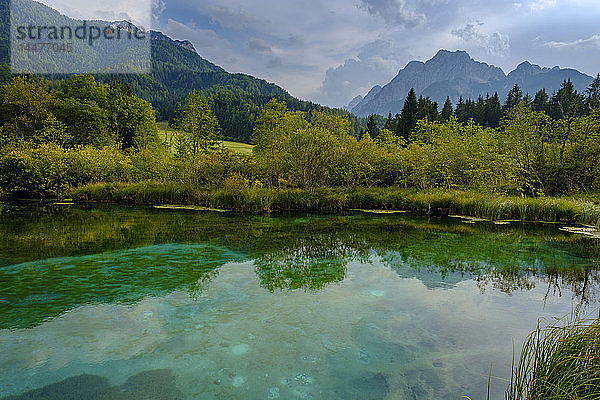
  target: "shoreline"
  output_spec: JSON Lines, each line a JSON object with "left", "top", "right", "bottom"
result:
{"left": 53, "top": 182, "right": 600, "bottom": 227}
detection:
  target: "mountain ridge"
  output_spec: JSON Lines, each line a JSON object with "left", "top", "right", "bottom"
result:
{"left": 350, "top": 50, "right": 593, "bottom": 116}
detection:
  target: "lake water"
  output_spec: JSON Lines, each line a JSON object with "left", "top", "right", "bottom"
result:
{"left": 0, "top": 204, "right": 599, "bottom": 400}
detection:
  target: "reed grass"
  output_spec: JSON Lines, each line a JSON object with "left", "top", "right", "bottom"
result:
{"left": 506, "top": 316, "right": 600, "bottom": 400}
{"left": 69, "top": 183, "right": 600, "bottom": 227}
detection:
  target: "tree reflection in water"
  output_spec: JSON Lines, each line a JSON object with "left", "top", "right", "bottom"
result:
{"left": 0, "top": 204, "right": 599, "bottom": 329}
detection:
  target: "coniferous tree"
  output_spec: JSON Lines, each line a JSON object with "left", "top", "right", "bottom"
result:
{"left": 392, "top": 113, "right": 402, "bottom": 136}
{"left": 416, "top": 95, "right": 427, "bottom": 120}
{"left": 504, "top": 84, "right": 523, "bottom": 112}
{"left": 466, "top": 98, "right": 476, "bottom": 122}
{"left": 485, "top": 92, "right": 502, "bottom": 127}
{"left": 428, "top": 99, "right": 439, "bottom": 121}
{"left": 383, "top": 113, "right": 395, "bottom": 132}
{"left": 454, "top": 97, "right": 465, "bottom": 123}
{"left": 398, "top": 88, "right": 418, "bottom": 139}
{"left": 441, "top": 96, "right": 453, "bottom": 121}
{"left": 366, "top": 114, "right": 379, "bottom": 138}
{"left": 532, "top": 88, "right": 550, "bottom": 114}
{"left": 474, "top": 95, "right": 486, "bottom": 126}
{"left": 550, "top": 79, "right": 584, "bottom": 119}
{"left": 416, "top": 96, "right": 439, "bottom": 121}
{"left": 585, "top": 73, "right": 600, "bottom": 111}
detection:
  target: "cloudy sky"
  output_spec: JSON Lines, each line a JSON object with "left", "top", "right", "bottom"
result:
{"left": 44, "top": 0, "right": 600, "bottom": 107}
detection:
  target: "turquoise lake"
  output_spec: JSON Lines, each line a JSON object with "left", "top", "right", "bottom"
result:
{"left": 0, "top": 204, "right": 599, "bottom": 399}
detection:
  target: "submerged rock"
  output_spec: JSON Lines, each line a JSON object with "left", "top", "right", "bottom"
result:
{"left": 2, "top": 369, "right": 184, "bottom": 400}
{"left": 268, "top": 386, "right": 280, "bottom": 399}
{"left": 333, "top": 372, "right": 390, "bottom": 400}
{"left": 294, "top": 373, "right": 314, "bottom": 385}
{"left": 231, "top": 343, "right": 249, "bottom": 355}
{"left": 231, "top": 375, "right": 246, "bottom": 387}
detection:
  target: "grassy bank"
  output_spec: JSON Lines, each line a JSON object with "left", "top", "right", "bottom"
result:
{"left": 70, "top": 182, "right": 600, "bottom": 226}
{"left": 507, "top": 316, "right": 600, "bottom": 400}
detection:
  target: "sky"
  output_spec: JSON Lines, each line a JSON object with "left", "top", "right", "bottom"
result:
{"left": 41, "top": 0, "right": 600, "bottom": 108}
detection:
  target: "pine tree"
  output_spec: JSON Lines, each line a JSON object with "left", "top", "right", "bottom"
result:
{"left": 532, "top": 89, "right": 550, "bottom": 114}
{"left": 550, "top": 79, "right": 584, "bottom": 119}
{"left": 485, "top": 93, "right": 502, "bottom": 127}
{"left": 416, "top": 95, "right": 427, "bottom": 120}
{"left": 366, "top": 114, "right": 379, "bottom": 138}
{"left": 522, "top": 93, "right": 532, "bottom": 108}
{"left": 474, "top": 95, "right": 486, "bottom": 126}
{"left": 586, "top": 73, "right": 600, "bottom": 111}
{"left": 454, "top": 97, "right": 466, "bottom": 123}
{"left": 383, "top": 112, "right": 395, "bottom": 132}
{"left": 504, "top": 84, "right": 523, "bottom": 112}
{"left": 392, "top": 113, "right": 402, "bottom": 136}
{"left": 416, "top": 96, "right": 439, "bottom": 121}
{"left": 399, "top": 88, "right": 418, "bottom": 139}
{"left": 441, "top": 96, "right": 453, "bottom": 121}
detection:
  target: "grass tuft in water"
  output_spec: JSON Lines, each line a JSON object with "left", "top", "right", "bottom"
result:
{"left": 506, "top": 316, "right": 600, "bottom": 400}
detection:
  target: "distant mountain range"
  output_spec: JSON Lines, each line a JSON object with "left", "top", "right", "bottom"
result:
{"left": 350, "top": 50, "right": 594, "bottom": 117}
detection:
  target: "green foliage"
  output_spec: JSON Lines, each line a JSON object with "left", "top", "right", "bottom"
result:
{"left": 4, "top": 94, "right": 600, "bottom": 205}
{"left": 69, "top": 182, "right": 600, "bottom": 228}
{"left": 251, "top": 100, "right": 396, "bottom": 188}
{"left": 0, "top": 75, "right": 56, "bottom": 144}
{"left": 416, "top": 95, "right": 439, "bottom": 121}
{"left": 441, "top": 97, "right": 453, "bottom": 121}
{"left": 366, "top": 115, "right": 379, "bottom": 137}
{"left": 173, "top": 91, "right": 221, "bottom": 156}
{"left": 398, "top": 88, "right": 418, "bottom": 139}
{"left": 532, "top": 88, "right": 550, "bottom": 114}
{"left": 0, "top": 144, "right": 135, "bottom": 197}
{"left": 587, "top": 73, "right": 600, "bottom": 111}
{"left": 0, "top": 74, "right": 158, "bottom": 150}
{"left": 551, "top": 79, "right": 585, "bottom": 120}
{"left": 501, "top": 103, "right": 550, "bottom": 196}
{"left": 507, "top": 316, "right": 600, "bottom": 400}
{"left": 504, "top": 84, "right": 523, "bottom": 112}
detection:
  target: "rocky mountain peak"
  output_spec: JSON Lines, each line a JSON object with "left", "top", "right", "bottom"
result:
{"left": 350, "top": 49, "right": 505, "bottom": 115}
{"left": 349, "top": 50, "right": 591, "bottom": 117}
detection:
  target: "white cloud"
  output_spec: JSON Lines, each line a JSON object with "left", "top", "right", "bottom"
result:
{"left": 206, "top": 6, "right": 268, "bottom": 30}
{"left": 357, "top": 0, "right": 426, "bottom": 28}
{"left": 528, "top": 0, "right": 557, "bottom": 12}
{"left": 163, "top": 19, "right": 235, "bottom": 64}
{"left": 40, "top": 0, "right": 151, "bottom": 27}
{"left": 452, "top": 21, "right": 510, "bottom": 57}
{"left": 246, "top": 38, "right": 272, "bottom": 54}
{"left": 316, "top": 39, "right": 409, "bottom": 107}
{"left": 544, "top": 34, "right": 600, "bottom": 49}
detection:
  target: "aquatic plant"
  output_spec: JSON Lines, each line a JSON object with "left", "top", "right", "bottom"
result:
{"left": 506, "top": 315, "right": 600, "bottom": 400}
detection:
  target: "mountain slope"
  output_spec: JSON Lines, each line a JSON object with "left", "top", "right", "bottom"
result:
{"left": 351, "top": 50, "right": 593, "bottom": 117}
{"left": 0, "top": 0, "right": 365, "bottom": 142}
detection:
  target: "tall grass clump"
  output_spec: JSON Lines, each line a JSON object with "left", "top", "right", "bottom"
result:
{"left": 70, "top": 181, "right": 198, "bottom": 204}
{"left": 506, "top": 316, "right": 600, "bottom": 400}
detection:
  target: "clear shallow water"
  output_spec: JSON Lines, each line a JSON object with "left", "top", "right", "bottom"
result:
{"left": 0, "top": 204, "right": 599, "bottom": 400}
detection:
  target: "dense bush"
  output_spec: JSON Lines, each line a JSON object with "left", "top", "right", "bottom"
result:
{"left": 251, "top": 100, "right": 600, "bottom": 195}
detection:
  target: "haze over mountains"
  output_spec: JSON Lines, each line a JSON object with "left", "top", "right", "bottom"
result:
{"left": 350, "top": 50, "right": 594, "bottom": 117}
